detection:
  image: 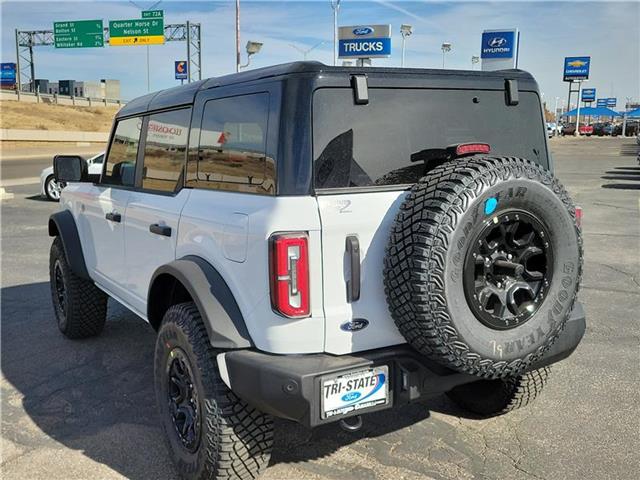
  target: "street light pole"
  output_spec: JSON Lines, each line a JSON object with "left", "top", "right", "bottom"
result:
{"left": 129, "top": 0, "right": 162, "bottom": 92}
{"left": 400, "top": 24, "right": 412, "bottom": 68}
{"left": 289, "top": 41, "right": 325, "bottom": 61}
{"left": 441, "top": 42, "right": 451, "bottom": 68}
{"left": 330, "top": 0, "right": 341, "bottom": 66}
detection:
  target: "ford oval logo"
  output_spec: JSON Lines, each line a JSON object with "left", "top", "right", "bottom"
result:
{"left": 488, "top": 37, "right": 507, "bottom": 48}
{"left": 353, "top": 27, "right": 373, "bottom": 36}
{"left": 342, "top": 391, "right": 361, "bottom": 402}
{"left": 340, "top": 318, "right": 369, "bottom": 332}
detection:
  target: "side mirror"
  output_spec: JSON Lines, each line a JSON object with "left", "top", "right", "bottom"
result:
{"left": 53, "top": 155, "right": 88, "bottom": 182}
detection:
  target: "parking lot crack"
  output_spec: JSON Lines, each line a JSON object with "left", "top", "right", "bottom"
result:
{"left": 595, "top": 262, "right": 640, "bottom": 290}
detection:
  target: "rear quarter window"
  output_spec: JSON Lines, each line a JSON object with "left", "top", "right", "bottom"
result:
{"left": 313, "top": 88, "right": 548, "bottom": 190}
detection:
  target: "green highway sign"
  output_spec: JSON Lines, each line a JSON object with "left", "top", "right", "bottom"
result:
{"left": 142, "top": 10, "right": 163, "bottom": 18}
{"left": 54, "top": 20, "right": 104, "bottom": 48}
{"left": 109, "top": 18, "right": 165, "bottom": 46}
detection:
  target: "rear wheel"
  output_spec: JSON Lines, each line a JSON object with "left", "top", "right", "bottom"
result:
{"left": 155, "top": 302, "right": 273, "bottom": 480}
{"left": 49, "top": 237, "right": 107, "bottom": 338}
{"left": 446, "top": 367, "right": 551, "bottom": 416}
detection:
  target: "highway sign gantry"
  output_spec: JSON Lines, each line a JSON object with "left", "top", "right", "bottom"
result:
{"left": 54, "top": 20, "right": 104, "bottom": 48}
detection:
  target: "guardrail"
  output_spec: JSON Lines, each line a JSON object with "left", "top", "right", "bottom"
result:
{"left": 0, "top": 89, "right": 124, "bottom": 108}
{"left": 1, "top": 128, "right": 109, "bottom": 142}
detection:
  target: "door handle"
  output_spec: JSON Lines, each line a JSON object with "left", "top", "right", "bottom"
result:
{"left": 346, "top": 235, "right": 361, "bottom": 302}
{"left": 149, "top": 223, "right": 172, "bottom": 237}
{"left": 105, "top": 212, "right": 121, "bottom": 223}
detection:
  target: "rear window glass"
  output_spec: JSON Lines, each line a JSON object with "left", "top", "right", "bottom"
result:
{"left": 313, "top": 88, "right": 547, "bottom": 190}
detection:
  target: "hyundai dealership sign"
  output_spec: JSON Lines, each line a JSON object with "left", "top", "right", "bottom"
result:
{"left": 338, "top": 24, "right": 391, "bottom": 59}
{"left": 481, "top": 29, "right": 519, "bottom": 71}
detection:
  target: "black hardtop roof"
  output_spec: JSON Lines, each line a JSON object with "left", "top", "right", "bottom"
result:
{"left": 116, "top": 61, "right": 536, "bottom": 119}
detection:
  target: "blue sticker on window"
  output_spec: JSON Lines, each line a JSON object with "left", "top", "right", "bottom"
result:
{"left": 484, "top": 197, "right": 498, "bottom": 215}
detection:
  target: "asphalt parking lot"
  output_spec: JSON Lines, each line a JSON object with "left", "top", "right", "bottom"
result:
{"left": 1, "top": 137, "right": 639, "bottom": 480}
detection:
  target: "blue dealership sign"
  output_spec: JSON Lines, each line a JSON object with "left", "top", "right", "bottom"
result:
{"left": 596, "top": 98, "right": 607, "bottom": 107}
{"left": 338, "top": 24, "right": 392, "bottom": 59}
{"left": 581, "top": 88, "right": 596, "bottom": 102}
{"left": 175, "top": 60, "right": 188, "bottom": 80}
{"left": 606, "top": 98, "right": 616, "bottom": 107}
{"left": 338, "top": 38, "right": 391, "bottom": 58}
{"left": 563, "top": 56, "right": 590, "bottom": 81}
{"left": 0, "top": 62, "right": 16, "bottom": 86}
{"left": 481, "top": 31, "right": 516, "bottom": 59}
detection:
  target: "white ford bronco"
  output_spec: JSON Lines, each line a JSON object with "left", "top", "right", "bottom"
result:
{"left": 49, "top": 62, "right": 585, "bottom": 480}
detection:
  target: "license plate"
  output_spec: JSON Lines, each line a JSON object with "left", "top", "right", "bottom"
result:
{"left": 321, "top": 366, "right": 389, "bottom": 419}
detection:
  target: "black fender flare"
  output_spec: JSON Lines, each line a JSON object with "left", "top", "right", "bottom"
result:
{"left": 48, "top": 210, "right": 90, "bottom": 280}
{"left": 148, "top": 256, "right": 253, "bottom": 349}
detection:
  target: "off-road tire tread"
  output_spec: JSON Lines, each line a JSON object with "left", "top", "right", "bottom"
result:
{"left": 383, "top": 156, "right": 583, "bottom": 379}
{"left": 50, "top": 237, "right": 107, "bottom": 339}
{"left": 446, "top": 367, "right": 551, "bottom": 416}
{"left": 160, "top": 303, "right": 273, "bottom": 480}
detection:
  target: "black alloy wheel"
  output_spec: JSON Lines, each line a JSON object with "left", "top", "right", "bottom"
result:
{"left": 166, "top": 347, "right": 201, "bottom": 452}
{"left": 463, "top": 210, "right": 553, "bottom": 330}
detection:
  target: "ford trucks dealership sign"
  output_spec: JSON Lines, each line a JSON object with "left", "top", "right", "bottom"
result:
{"left": 481, "top": 29, "right": 519, "bottom": 71}
{"left": 338, "top": 25, "right": 391, "bottom": 59}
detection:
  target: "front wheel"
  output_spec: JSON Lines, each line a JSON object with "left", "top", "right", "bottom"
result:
{"left": 45, "top": 175, "right": 62, "bottom": 201}
{"left": 155, "top": 303, "right": 274, "bottom": 480}
{"left": 49, "top": 237, "right": 107, "bottom": 338}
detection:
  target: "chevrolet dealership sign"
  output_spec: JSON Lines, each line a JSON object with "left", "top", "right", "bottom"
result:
{"left": 338, "top": 25, "right": 391, "bottom": 59}
{"left": 481, "top": 29, "right": 519, "bottom": 71}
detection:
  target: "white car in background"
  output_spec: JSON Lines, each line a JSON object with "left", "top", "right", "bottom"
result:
{"left": 40, "top": 152, "right": 104, "bottom": 201}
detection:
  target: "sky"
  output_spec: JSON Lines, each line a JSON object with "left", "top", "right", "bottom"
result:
{"left": 1, "top": 0, "right": 638, "bottom": 109}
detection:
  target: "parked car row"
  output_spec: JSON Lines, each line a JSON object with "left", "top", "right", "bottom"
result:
{"left": 557, "top": 121, "right": 639, "bottom": 137}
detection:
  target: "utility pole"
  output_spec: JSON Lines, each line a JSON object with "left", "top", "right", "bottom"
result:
{"left": 236, "top": 0, "right": 241, "bottom": 72}
{"left": 330, "top": 0, "right": 341, "bottom": 66}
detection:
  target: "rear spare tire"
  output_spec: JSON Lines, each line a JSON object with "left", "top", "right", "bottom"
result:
{"left": 384, "top": 157, "right": 582, "bottom": 379}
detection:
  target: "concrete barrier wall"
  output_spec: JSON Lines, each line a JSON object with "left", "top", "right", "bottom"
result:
{"left": 0, "top": 89, "right": 124, "bottom": 108}
{"left": 1, "top": 129, "right": 109, "bottom": 142}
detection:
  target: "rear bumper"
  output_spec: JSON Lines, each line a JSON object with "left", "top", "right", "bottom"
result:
{"left": 222, "top": 302, "right": 585, "bottom": 428}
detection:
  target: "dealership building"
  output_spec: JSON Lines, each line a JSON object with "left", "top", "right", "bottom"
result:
{"left": 24, "top": 78, "right": 121, "bottom": 100}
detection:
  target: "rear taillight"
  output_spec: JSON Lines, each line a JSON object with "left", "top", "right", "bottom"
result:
{"left": 269, "top": 233, "right": 310, "bottom": 318}
{"left": 575, "top": 206, "right": 583, "bottom": 229}
{"left": 455, "top": 143, "right": 491, "bottom": 157}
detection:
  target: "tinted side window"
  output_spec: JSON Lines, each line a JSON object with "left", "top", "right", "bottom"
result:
{"left": 103, "top": 117, "right": 141, "bottom": 186}
{"left": 189, "top": 93, "right": 274, "bottom": 194}
{"left": 142, "top": 108, "right": 191, "bottom": 192}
